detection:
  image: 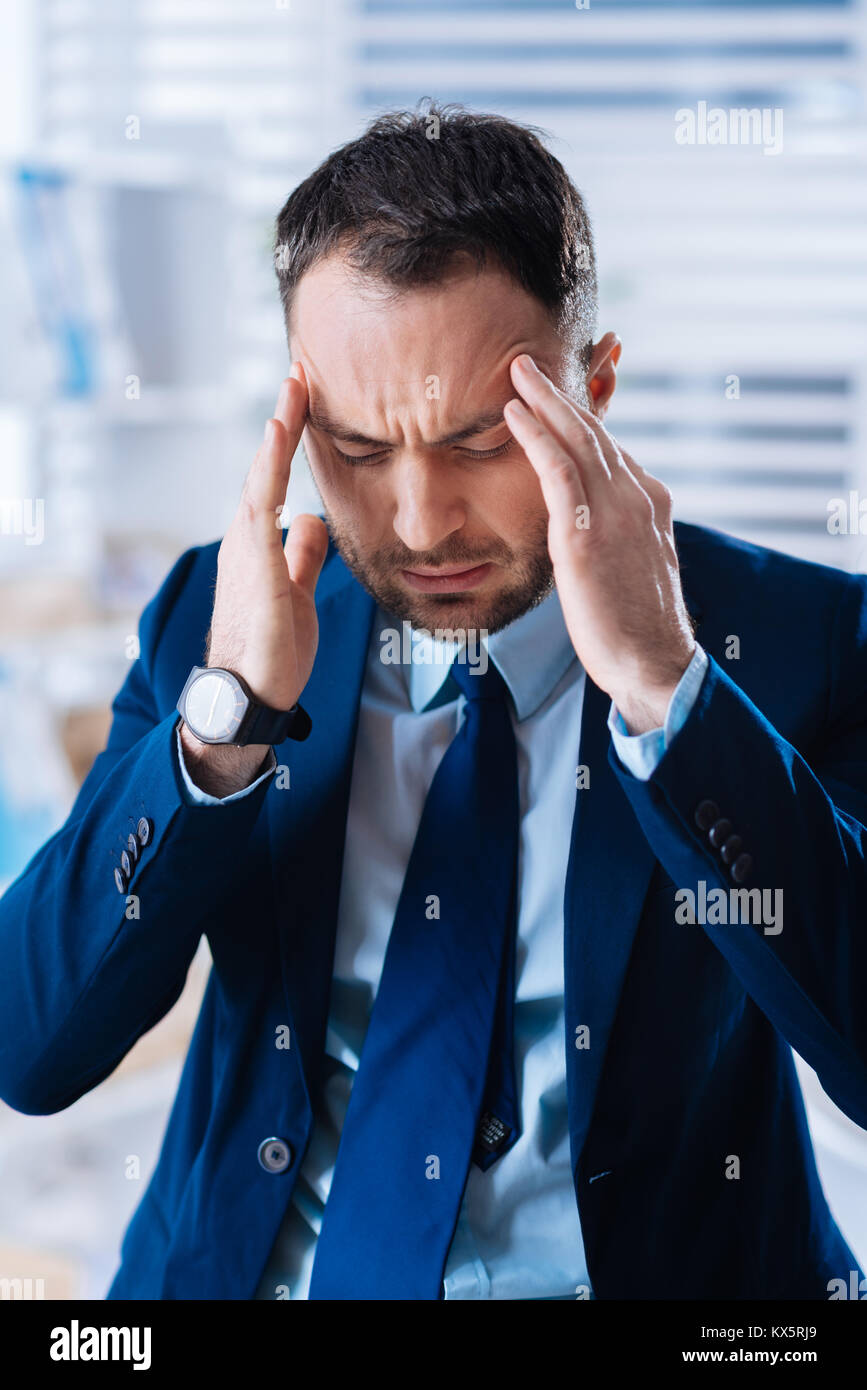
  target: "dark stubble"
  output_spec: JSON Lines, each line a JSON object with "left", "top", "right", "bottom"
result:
{"left": 322, "top": 509, "right": 555, "bottom": 636}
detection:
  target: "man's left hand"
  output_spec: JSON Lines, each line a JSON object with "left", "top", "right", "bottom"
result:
{"left": 504, "top": 353, "right": 696, "bottom": 735}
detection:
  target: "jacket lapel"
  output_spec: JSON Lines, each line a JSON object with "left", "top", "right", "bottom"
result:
{"left": 268, "top": 546, "right": 376, "bottom": 1107}
{"left": 563, "top": 675, "right": 658, "bottom": 1171}
{"left": 564, "top": 568, "right": 704, "bottom": 1173}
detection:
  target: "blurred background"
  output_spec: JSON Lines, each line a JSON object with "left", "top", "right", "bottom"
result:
{"left": 1, "top": 0, "right": 866, "bottom": 1299}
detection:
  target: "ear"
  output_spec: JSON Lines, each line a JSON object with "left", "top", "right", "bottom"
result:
{"left": 585, "top": 333, "right": 621, "bottom": 419}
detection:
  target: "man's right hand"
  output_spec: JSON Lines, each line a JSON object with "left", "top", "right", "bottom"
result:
{"left": 179, "top": 362, "right": 329, "bottom": 797}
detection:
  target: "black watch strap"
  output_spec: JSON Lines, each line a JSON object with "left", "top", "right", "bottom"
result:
{"left": 243, "top": 699, "right": 312, "bottom": 745}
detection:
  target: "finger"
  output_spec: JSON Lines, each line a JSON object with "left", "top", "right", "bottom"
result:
{"left": 242, "top": 373, "right": 292, "bottom": 496}
{"left": 240, "top": 416, "right": 294, "bottom": 535}
{"left": 510, "top": 354, "right": 612, "bottom": 490}
{"left": 560, "top": 394, "right": 627, "bottom": 480}
{"left": 612, "top": 439, "right": 674, "bottom": 521}
{"left": 240, "top": 372, "right": 308, "bottom": 533}
{"left": 279, "top": 362, "right": 310, "bottom": 482}
{"left": 270, "top": 369, "right": 301, "bottom": 531}
{"left": 560, "top": 398, "right": 665, "bottom": 533}
{"left": 278, "top": 365, "right": 309, "bottom": 463}
{"left": 613, "top": 438, "right": 661, "bottom": 492}
{"left": 275, "top": 360, "right": 306, "bottom": 433}
{"left": 284, "top": 513, "right": 329, "bottom": 598}
{"left": 273, "top": 375, "right": 291, "bottom": 428}
{"left": 610, "top": 440, "right": 678, "bottom": 568}
{"left": 503, "top": 398, "right": 589, "bottom": 529}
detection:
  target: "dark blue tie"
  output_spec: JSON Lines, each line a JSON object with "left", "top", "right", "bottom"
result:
{"left": 308, "top": 654, "right": 522, "bottom": 1299}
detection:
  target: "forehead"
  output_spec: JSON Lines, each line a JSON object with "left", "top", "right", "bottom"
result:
{"left": 288, "top": 252, "right": 563, "bottom": 417}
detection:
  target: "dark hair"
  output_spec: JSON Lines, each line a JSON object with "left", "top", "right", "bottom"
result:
{"left": 273, "top": 99, "right": 597, "bottom": 367}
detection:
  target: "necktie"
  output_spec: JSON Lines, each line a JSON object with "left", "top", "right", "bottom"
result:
{"left": 308, "top": 653, "right": 522, "bottom": 1299}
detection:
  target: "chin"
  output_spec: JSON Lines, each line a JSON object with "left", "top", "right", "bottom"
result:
{"left": 393, "top": 581, "right": 550, "bottom": 639}
{"left": 325, "top": 524, "right": 554, "bottom": 637}
{"left": 405, "top": 594, "right": 495, "bottom": 635}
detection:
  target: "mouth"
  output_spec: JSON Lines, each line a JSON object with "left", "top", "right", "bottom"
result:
{"left": 399, "top": 562, "right": 494, "bottom": 593}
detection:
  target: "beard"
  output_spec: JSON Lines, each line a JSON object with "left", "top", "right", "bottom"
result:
{"left": 321, "top": 508, "right": 555, "bottom": 636}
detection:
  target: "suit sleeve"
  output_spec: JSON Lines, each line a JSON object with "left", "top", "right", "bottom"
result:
{"left": 0, "top": 546, "right": 273, "bottom": 1115}
{"left": 610, "top": 570, "right": 867, "bottom": 1130}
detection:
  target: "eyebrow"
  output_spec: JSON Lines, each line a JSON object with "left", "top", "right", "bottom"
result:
{"left": 305, "top": 406, "right": 511, "bottom": 448}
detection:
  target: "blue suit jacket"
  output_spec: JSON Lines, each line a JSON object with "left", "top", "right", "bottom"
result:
{"left": 1, "top": 521, "right": 865, "bottom": 1300}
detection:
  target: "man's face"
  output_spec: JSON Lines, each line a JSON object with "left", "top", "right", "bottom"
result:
{"left": 288, "top": 252, "right": 590, "bottom": 635}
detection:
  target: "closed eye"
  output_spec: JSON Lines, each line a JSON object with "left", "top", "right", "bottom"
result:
{"left": 460, "top": 440, "right": 515, "bottom": 460}
{"left": 334, "top": 448, "right": 389, "bottom": 467}
{"left": 334, "top": 439, "right": 516, "bottom": 466}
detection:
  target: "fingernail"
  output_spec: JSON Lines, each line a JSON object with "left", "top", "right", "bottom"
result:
{"left": 515, "top": 354, "right": 538, "bottom": 373}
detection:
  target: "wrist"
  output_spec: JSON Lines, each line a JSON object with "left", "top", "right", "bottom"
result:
{"left": 612, "top": 691, "right": 672, "bottom": 736}
{"left": 178, "top": 720, "right": 272, "bottom": 797}
{"left": 610, "top": 643, "right": 696, "bottom": 736}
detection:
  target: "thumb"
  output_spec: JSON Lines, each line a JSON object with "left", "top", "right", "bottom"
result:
{"left": 284, "top": 513, "right": 329, "bottom": 599}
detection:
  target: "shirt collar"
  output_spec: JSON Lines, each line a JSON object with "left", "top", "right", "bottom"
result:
{"left": 377, "top": 585, "right": 578, "bottom": 722}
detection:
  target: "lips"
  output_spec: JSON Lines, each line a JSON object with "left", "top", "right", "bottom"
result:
{"left": 400, "top": 562, "right": 494, "bottom": 593}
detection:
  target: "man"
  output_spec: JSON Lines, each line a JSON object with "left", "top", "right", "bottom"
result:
{"left": 1, "top": 103, "right": 865, "bottom": 1301}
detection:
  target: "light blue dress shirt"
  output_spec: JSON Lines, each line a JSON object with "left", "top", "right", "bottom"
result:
{"left": 176, "top": 587, "right": 708, "bottom": 1298}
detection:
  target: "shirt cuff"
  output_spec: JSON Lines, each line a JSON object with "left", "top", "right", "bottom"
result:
{"left": 607, "top": 644, "right": 709, "bottom": 781}
{"left": 175, "top": 723, "right": 278, "bottom": 805}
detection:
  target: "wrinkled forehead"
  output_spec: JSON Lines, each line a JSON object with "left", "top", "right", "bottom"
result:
{"left": 288, "top": 252, "right": 564, "bottom": 425}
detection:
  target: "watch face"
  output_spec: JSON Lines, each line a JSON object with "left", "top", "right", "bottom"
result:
{"left": 185, "top": 670, "right": 247, "bottom": 741}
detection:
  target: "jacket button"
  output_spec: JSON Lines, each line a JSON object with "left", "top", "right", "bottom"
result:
{"left": 114, "top": 867, "right": 128, "bottom": 894}
{"left": 720, "top": 834, "right": 743, "bottom": 865}
{"left": 120, "top": 849, "right": 133, "bottom": 878}
{"left": 708, "top": 817, "right": 733, "bottom": 848}
{"left": 694, "top": 800, "right": 719, "bottom": 832}
{"left": 126, "top": 833, "right": 140, "bottom": 864}
{"left": 731, "top": 853, "right": 753, "bottom": 884}
{"left": 136, "top": 816, "right": 152, "bottom": 847}
{"left": 258, "top": 1137, "right": 293, "bottom": 1174}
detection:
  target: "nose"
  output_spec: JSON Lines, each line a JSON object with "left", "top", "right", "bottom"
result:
{"left": 390, "top": 455, "right": 467, "bottom": 554}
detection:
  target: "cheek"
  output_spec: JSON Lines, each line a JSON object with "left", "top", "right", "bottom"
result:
{"left": 471, "top": 455, "right": 546, "bottom": 534}
{"left": 307, "top": 447, "right": 390, "bottom": 532}
{"left": 305, "top": 441, "right": 355, "bottom": 506}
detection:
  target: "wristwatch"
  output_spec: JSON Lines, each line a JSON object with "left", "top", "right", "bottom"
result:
{"left": 177, "top": 666, "right": 311, "bottom": 746}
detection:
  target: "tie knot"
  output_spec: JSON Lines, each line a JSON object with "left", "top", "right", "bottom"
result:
{"left": 448, "top": 652, "right": 510, "bottom": 704}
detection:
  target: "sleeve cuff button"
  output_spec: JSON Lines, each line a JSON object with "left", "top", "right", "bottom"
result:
{"left": 694, "top": 799, "right": 720, "bottom": 831}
